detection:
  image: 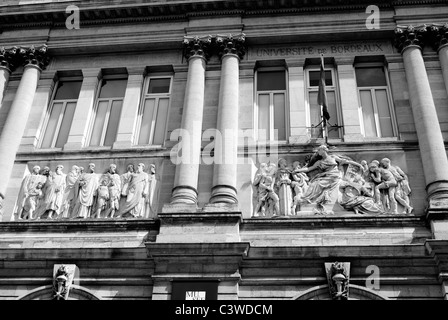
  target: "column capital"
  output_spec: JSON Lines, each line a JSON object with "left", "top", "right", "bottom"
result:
{"left": 429, "top": 23, "right": 448, "bottom": 52}
{"left": 216, "top": 33, "right": 246, "bottom": 60}
{"left": 182, "top": 35, "right": 213, "bottom": 61}
{"left": 18, "top": 44, "right": 50, "bottom": 71}
{"left": 394, "top": 24, "right": 428, "bottom": 54}
{"left": 0, "top": 47, "right": 19, "bottom": 73}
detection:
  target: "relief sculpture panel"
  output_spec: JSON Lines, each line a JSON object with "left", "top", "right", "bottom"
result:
{"left": 252, "top": 145, "right": 413, "bottom": 217}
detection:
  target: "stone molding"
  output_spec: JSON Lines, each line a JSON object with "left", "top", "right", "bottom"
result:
{"left": 182, "top": 34, "right": 246, "bottom": 62}
{"left": 182, "top": 35, "right": 213, "bottom": 61}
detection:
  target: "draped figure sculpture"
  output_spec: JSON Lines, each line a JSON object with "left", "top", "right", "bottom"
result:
{"left": 36, "top": 165, "right": 66, "bottom": 219}
{"left": 276, "top": 158, "right": 293, "bottom": 216}
{"left": 72, "top": 163, "right": 99, "bottom": 219}
{"left": 61, "top": 165, "right": 79, "bottom": 218}
{"left": 294, "top": 145, "right": 363, "bottom": 214}
{"left": 120, "top": 163, "right": 149, "bottom": 218}
{"left": 16, "top": 165, "right": 43, "bottom": 219}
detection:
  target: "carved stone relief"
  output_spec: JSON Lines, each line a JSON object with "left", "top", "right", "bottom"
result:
{"left": 252, "top": 145, "right": 413, "bottom": 217}
{"left": 15, "top": 163, "right": 158, "bottom": 221}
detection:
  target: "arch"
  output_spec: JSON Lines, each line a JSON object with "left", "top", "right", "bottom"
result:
{"left": 291, "top": 284, "right": 390, "bottom": 300}
{"left": 16, "top": 284, "right": 102, "bottom": 300}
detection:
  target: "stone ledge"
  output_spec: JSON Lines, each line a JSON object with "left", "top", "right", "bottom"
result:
{"left": 0, "top": 219, "right": 159, "bottom": 233}
{"left": 242, "top": 215, "right": 425, "bottom": 229}
{"left": 145, "top": 242, "right": 250, "bottom": 258}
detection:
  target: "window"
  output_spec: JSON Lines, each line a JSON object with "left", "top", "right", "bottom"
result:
{"left": 89, "top": 77, "right": 127, "bottom": 147}
{"left": 40, "top": 80, "right": 82, "bottom": 148}
{"left": 355, "top": 65, "right": 396, "bottom": 138}
{"left": 305, "top": 67, "right": 341, "bottom": 139}
{"left": 255, "top": 69, "right": 287, "bottom": 141}
{"left": 136, "top": 76, "right": 172, "bottom": 145}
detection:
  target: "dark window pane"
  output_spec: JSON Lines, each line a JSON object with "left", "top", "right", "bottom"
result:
{"left": 55, "top": 102, "right": 76, "bottom": 148}
{"left": 99, "top": 79, "right": 127, "bottom": 98}
{"left": 54, "top": 81, "right": 82, "bottom": 100}
{"left": 309, "top": 70, "right": 332, "bottom": 87}
{"left": 104, "top": 100, "right": 123, "bottom": 146}
{"left": 257, "top": 71, "right": 286, "bottom": 91}
{"left": 356, "top": 67, "right": 387, "bottom": 87}
{"left": 148, "top": 78, "right": 171, "bottom": 94}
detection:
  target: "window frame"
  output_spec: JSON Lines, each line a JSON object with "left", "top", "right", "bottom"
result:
{"left": 304, "top": 65, "right": 343, "bottom": 139}
{"left": 355, "top": 62, "right": 398, "bottom": 138}
{"left": 254, "top": 67, "right": 289, "bottom": 142}
{"left": 38, "top": 77, "right": 82, "bottom": 149}
{"left": 87, "top": 75, "right": 128, "bottom": 147}
{"left": 135, "top": 74, "right": 173, "bottom": 146}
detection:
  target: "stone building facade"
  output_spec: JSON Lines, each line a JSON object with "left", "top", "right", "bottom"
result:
{"left": 0, "top": 0, "right": 448, "bottom": 300}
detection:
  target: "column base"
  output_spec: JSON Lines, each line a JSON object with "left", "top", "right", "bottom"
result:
{"left": 170, "top": 185, "right": 198, "bottom": 204}
{"left": 209, "top": 185, "right": 238, "bottom": 204}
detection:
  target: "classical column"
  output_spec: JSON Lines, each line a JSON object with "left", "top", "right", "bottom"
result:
{"left": 0, "top": 45, "right": 49, "bottom": 215}
{"left": 394, "top": 25, "right": 448, "bottom": 204}
{"left": 430, "top": 23, "right": 448, "bottom": 99}
{"left": 209, "top": 34, "right": 245, "bottom": 204}
{"left": 0, "top": 47, "right": 18, "bottom": 106}
{"left": 171, "top": 36, "right": 211, "bottom": 204}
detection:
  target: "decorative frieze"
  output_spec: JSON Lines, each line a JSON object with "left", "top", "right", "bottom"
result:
{"left": 252, "top": 145, "right": 413, "bottom": 217}
{"left": 429, "top": 23, "right": 448, "bottom": 52}
{"left": 18, "top": 44, "right": 50, "bottom": 70}
{"left": 52, "top": 264, "right": 76, "bottom": 300}
{"left": 325, "top": 262, "right": 350, "bottom": 300}
{"left": 394, "top": 25, "right": 428, "bottom": 53}
{"left": 0, "top": 47, "right": 19, "bottom": 72}
{"left": 15, "top": 162, "right": 158, "bottom": 221}
{"left": 216, "top": 33, "right": 246, "bottom": 60}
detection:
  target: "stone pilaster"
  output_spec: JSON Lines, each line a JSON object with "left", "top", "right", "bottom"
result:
{"left": 430, "top": 23, "right": 448, "bottom": 102}
{"left": 210, "top": 34, "right": 245, "bottom": 204}
{"left": 63, "top": 68, "right": 102, "bottom": 150}
{"left": 113, "top": 67, "right": 146, "bottom": 149}
{"left": 394, "top": 26, "right": 448, "bottom": 227}
{"left": 171, "top": 36, "right": 212, "bottom": 204}
{"left": 0, "top": 45, "right": 49, "bottom": 217}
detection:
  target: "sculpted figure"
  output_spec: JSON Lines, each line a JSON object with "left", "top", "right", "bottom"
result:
{"left": 121, "top": 164, "right": 135, "bottom": 197}
{"left": 72, "top": 163, "right": 99, "bottom": 218}
{"left": 120, "top": 163, "right": 149, "bottom": 218}
{"left": 291, "top": 161, "right": 309, "bottom": 215}
{"left": 61, "top": 165, "right": 79, "bottom": 218}
{"left": 380, "top": 158, "right": 413, "bottom": 214}
{"left": 276, "top": 158, "right": 293, "bottom": 216}
{"left": 294, "top": 145, "right": 363, "bottom": 214}
{"left": 107, "top": 179, "right": 120, "bottom": 218}
{"left": 37, "top": 165, "right": 66, "bottom": 219}
{"left": 369, "top": 161, "right": 398, "bottom": 214}
{"left": 92, "top": 180, "right": 109, "bottom": 219}
{"left": 339, "top": 177, "right": 382, "bottom": 215}
{"left": 252, "top": 162, "right": 280, "bottom": 217}
{"left": 16, "top": 165, "right": 42, "bottom": 217}
{"left": 144, "top": 164, "right": 157, "bottom": 219}
{"left": 20, "top": 182, "right": 44, "bottom": 220}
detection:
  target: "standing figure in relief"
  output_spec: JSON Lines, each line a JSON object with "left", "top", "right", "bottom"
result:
{"left": 252, "top": 163, "right": 268, "bottom": 217}
{"left": 380, "top": 158, "right": 413, "bottom": 214}
{"left": 16, "top": 165, "right": 42, "bottom": 217}
{"left": 37, "top": 165, "right": 66, "bottom": 219}
{"left": 369, "top": 161, "right": 398, "bottom": 214}
{"left": 91, "top": 179, "right": 109, "bottom": 219}
{"left": 294, "top": 145, "right": 363, "bottom": 214}
{"left": 120, "top": 163, "right": 149, "bottom": 218}
{"left": 20, "top": 182, "right": 44, "bottom": 220}
{"left": 61, "top": 165, "right": 79, "bottom": 219}
{"left": 276, "top": 158, "right": 293, "bottom": 216}
{"left": 120, "top": 164, "right": 135, "bottom": 209}
{"left": 291, "top": 161, "right": 309, "bottom": 215}
{"left": 107, "top": 179, "right": 120, "bottom": 218}
{"left": 72, "top": 163, "right": 99, "bottom": 219}
{"left": 253, "top": 175, "right": 279, "bottom": 217}
{"left": 144, "top": 164, "right": 157, "bottom": 219}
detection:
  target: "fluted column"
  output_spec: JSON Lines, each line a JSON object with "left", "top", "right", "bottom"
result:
{"left": 0, "top": 47, "right": 18, "bottom": 107}
{"left": 209, "top": 34, "right": 245, "bottom": 204}
{"left": 0, "top": 45, "right": 49, "bottom": 215}
{"left": 431, "top": 23, "right": 448, "bottom": 100}
{"left": 394, "top": 26, "right": 448, "bottom": 203}
{"left": 171, "top": 36, "right": 211, "bottom": 204}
